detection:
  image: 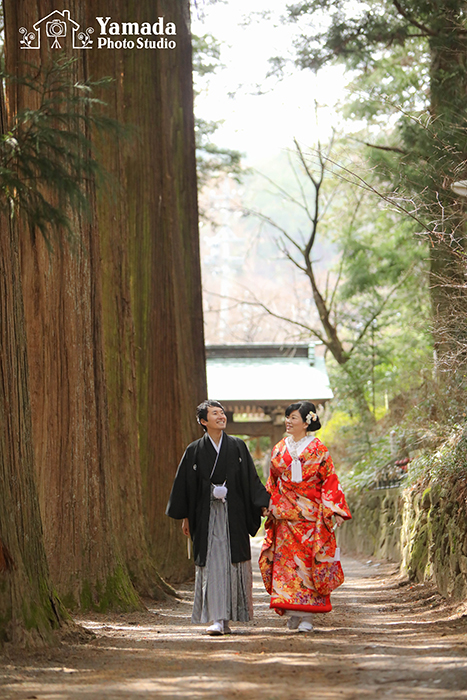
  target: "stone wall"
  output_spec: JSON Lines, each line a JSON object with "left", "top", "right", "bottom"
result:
{"left": 338, "top": 480, "right": 467, "bottom": 601}
{"left": 338, "top": 487, "right": 403, "bottom": 563}
{"left": 400, "top": 481, "right": 467, "bottom": 600}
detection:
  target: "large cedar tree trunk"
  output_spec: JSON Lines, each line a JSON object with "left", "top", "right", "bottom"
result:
{"left": 123, "top": 0, "right": 207, "bottom": 581}
{"left": 4, "top": 0, "right": 206, "bottom": 597}
{"left": 426, "top": 4, "right": 467, "bottom": 369}
{"left": 3, "top": 0, "right": 140, "bottom": 611}
{"left": 0, "top": 204, "right": 66, "bottom": 644}
{"left": 84, "top": 0, "right": 207, "bottom": 583}
{"left": 82, "top": 1, "right": 171, "bottom": 598}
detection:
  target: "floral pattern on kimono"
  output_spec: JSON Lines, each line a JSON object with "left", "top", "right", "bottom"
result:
{"left": 259, "top": 437, "right": 351, "bottom": 615}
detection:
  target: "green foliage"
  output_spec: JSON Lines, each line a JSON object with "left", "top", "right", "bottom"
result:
{"left": 195, "top": 117, "right": 243, "bottom": 187}
{"left": 320, "top": 409, "right": 358, "bottom": 447}
{"left": 283, "top": 1, "right": 467, "bottom": 76}
{"left": 283, "top": 1, "right": 411, "bottom": 73}
{"left": 340, "top": 432, "right": 393, "bottom": 491}
{"left": 407, "top": 425, "right": 467, "bottom": 487}
{"left": 0, "top": 58, "right": 124, "bottom": 250}
{"left": 343, "top": 40, "right": 430, "bottom": 123}
{"left": 244, "top": 139, "right": 432, "bottom": 421}
{"left": 192, "top": 33, "right": 222, "bottom": 77}
{"left": 280, "top": 1, "right": 467, "bottom": 234}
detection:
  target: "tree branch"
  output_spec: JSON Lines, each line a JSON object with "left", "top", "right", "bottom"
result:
{"left": 293, "top": 137, "right": 320, "bottom": 189}
{"left": 351, "top": 137, "right": 407, "bottom": 155}
{"left": 391, "top": 0, "right": 436, "bottom": 37}
{"left": 277, "top": 240, "right": 308, "bottom": 274}
{"left": 254, "top": 168, "right": 311, "bottom": 219}
{"left": 321, "top": 153, "right": 438, "bottom": 236}
{"left": 328, "top": 194, "right": 365, "bottom": 315}
{"left": 293, "top": 138, "right": 325, "bottom": 259}
{"left": 241, "top": 206, "right": 304, "bottom": 256}
{"left": 287, "top": 149, "right": 316, "bottom": 225}
{"left": 205, "top": 290, "right": 327, "bottom": 344}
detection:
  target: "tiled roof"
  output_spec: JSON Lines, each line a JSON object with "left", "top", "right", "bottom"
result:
{"left": 206, "top": 344, "right": 333, "bottom": 404}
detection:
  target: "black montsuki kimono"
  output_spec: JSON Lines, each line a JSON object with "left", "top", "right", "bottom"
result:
{"left": 166, "top": 432, "right": 270, "bottom": 567}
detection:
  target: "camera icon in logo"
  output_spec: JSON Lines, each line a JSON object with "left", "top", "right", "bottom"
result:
{"left": 46, "top": 20, "right": 66, "bottom": 48}
{"left": 46, "top": 20, "right": 67, "bottom": 38}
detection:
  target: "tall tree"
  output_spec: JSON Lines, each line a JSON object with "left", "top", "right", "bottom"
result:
{"left": 2, "top": 15, "right": 140, "bottom": 608}
{"left": 86, "top": 1, "right": 173, "bottom": 598}
{"left": 3, "top": 0, "right": 207, "bottom": 604}
{"left": 87, "top": 0, "right": 207, "bottom": 585}
{"left": 0, "top": 207, "right": 66, "bottom": 644}
{"left": 123, "top": 0, "right": 207, "bottom": 581}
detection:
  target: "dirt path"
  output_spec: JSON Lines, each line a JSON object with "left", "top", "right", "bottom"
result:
{"left": 1, "top": 540, "right": 467, "bottom": 699}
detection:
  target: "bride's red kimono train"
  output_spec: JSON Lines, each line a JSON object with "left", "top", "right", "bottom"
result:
{"left": 259, "top": 437, "right": 352, "bottom": 614}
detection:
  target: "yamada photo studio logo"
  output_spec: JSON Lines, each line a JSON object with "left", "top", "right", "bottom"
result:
{"left": 19, "top": 10, "right": 178, "bottom": 51}
{"left": 19, "top": 10, "right": 93, "bottom": 50}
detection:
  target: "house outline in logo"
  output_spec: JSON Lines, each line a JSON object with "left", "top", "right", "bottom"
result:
{"left": 19, "top": 9, "right": 94, "bottom": 50}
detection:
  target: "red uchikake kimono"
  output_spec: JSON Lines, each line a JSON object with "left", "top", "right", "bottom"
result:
{"left": 259, "top": 436, "right": 352, "bottom": 615}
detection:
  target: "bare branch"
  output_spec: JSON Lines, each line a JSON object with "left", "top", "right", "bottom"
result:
{"left": 293, "top": 137, "right": 320, "bottom": 189}
{"left": 290, "top": 138, "right": 341, "bottom": 227}
{"left": 316, "top": 180, "right": 341, "bottom": 224}
{"left": 286, "top": 149, "right": 316, "bottom": 226}
{"left": 241, "top": 206, "right": 304, "bottom": 256}
{"left": 277, "top": 239, "right": 308, "bottom": 273}
{"left": 321, "top": 154, "right": 438, "bottom": 236}
{"left": 293, "top": 139, "right": 324, "bottom": 258}
{"left": 254, "top": 168, "right": 311, "bottom": 218}
{"left": 351, "top": 137, "right": 407, "bottom": 155}
{"left": 206, "top": 290, "right": 327, "bottom": 344}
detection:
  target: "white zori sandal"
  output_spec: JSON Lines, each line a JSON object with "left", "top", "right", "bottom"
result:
{"left": 206, "top": 620, "right": 224, "bottom": 636}
{"left": 297, "top": 620, "right": 313, "bottom": 633}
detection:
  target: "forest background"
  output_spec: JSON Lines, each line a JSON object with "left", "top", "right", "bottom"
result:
{"left": 1, "top": 0, "right": 467, "bottom": 648}
{"left": 197, "top": 0, "right": 467, "bottom": 478}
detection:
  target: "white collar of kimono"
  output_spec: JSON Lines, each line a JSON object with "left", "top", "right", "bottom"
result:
{"left": 208, "top": 431, "right": 223, "bottom": 454}
{"left": 285, "top": 434, "right": 314, "bottom": 482}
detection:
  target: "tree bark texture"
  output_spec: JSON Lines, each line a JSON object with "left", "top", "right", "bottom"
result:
{"left": 4, "top": 0, "right": 207, "bottom": 597}
{"left": 3, "top": 0, "right": 140, "bottom": 611}
{"left": 122, "top": 0, "right": 207, "bottom": 581}
{"left": 84, "top": 1, "right": 174, "bottom": 598}
{"left": 0, "top": 204, "right": 65, "bottom": 645}
{"left": 427, "top": 5, "right": 467, "bottom": 364}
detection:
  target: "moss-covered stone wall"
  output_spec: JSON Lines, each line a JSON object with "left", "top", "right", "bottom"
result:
{"left": 400, "top": 481, "right": 467, "bottom": 600}
{"left": 339, "top": 479, "right": 467, "bottom": 601}
{"left": 338, "top": 488, "right": 403, "bottom": 563}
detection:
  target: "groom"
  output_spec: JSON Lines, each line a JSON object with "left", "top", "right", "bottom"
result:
{"left": 166, "top": 399, "right": 270, "bottom": 635}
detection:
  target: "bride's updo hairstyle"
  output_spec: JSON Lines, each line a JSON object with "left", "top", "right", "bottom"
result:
{"left": 285, "top": 401, "right": 321, "bottom": 432}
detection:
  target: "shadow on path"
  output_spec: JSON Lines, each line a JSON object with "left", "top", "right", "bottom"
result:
{"left": 1, "top": 540, "right": 466, "bottom": 699}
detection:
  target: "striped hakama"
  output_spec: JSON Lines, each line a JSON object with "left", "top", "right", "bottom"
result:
{"left": 192, "top": 488, "right": 253, "bottom": 623}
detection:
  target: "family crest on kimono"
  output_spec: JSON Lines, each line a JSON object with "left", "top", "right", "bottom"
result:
{"left": 166, "top": 399, "right": 270, "bottom": 636}
{"left": 259, "top": 401, "right": 351, "bottom": 633}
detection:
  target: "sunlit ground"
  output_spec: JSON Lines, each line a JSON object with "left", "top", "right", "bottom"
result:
{"left": 1, "top": 543, "right": 466, "bottom": 699}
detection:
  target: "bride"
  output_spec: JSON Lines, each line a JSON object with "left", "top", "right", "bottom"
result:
{"left": 259, "top": 401, "right": 351, "bottom": 633}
